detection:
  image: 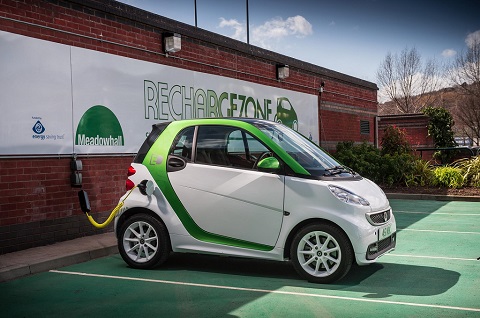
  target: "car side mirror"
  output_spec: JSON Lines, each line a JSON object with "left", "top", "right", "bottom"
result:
{"left": 257, "top": 157, "right": 280, "bottom": 171}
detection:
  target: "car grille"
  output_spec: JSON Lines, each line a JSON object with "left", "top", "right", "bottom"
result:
{"left": 366, "top": 233, "right": 396, "bottom": 260}
{"left": 366, "top": 209, "right": 391, "bottom": 225}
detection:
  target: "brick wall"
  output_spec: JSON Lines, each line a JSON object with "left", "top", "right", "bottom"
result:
{"left": 319, "top": 81, "right": 378, "bottom": 151}
{"left": 0, "top": 156, "right": 133, "bottom": 253}
{"left": 0, "top": 0, "right": 378, "bottom": 253}
{"left": 377, "top": 114, "right": 434, "bottom": 158}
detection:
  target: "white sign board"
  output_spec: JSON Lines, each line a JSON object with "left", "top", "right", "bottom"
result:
{"left": 0, "top": 31, "right": 318, "bottom": 155}
{"left": 0, "top": 32, "right": 73, "bottom": 154}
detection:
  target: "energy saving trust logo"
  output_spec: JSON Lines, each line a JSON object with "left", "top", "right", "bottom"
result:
{"left": 31, "top": 117, "right": 66, "bottom": 141}
{"left": 32, "top": 117, "right": 46, "bottom": 140}
{"left": 75, "top": 105, "right": 124, "bottom": 146}
{"left": 32, "top": 119, "right": 45, "bottom": 134}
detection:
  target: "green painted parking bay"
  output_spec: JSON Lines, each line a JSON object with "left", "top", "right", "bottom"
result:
{"left": 393, "top": 230, "right": 479, "bottom": 259}
{"left": 390, "top": 199, "right": 480, "bottom": 213}
{"left": 1, "top": 199, "right": 479, "bottom": 317}
{"left": 397, "top": 231, "right": 479, "bottom": 258}
{"left": 395, "top": 212, "right": 479, "bottom": 232}
{"left": 394, "top": 204, "right": 479, "bottom": 230}
{"left": 390, "top": 199, "right": 480, "bottom": 260}
{"left": 3, "top": 254, "right": 479, "bottom": 317}
{"left": 378, "top": 256, "right": 479, "bottom": 309}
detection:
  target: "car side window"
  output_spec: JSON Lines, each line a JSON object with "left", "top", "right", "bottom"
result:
{"left": 244, "top": 132, "right": 270, "bottom": 160}
{"left": 227, "top": 130, "right": 272, "bottom": 169}
{"left": 195, "top": 126, "right": 270, "bottom": 169}
{"left": 195, "top": 125, "right": 232, "bottom": 166}
{"left": 170, "top": 127, "right": 194, "bottom": 162}
{"left": 226, "top": 130, "right": 252, "bottom": 169}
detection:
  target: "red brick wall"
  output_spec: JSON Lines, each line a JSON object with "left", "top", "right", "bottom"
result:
{"left": 320, "top": 81, "right": 378, "bottom": 151}
{"left": 0, "top": 0, "right": 321, "bottom": 94}
{"left": 0, "top": 157, "right": 132, "bottom": 253}
{"left": 0, "top": 0, "right": 378, "bottom": 253}
{"left": 378, "top": 114, "right": 434, "bottom": 157}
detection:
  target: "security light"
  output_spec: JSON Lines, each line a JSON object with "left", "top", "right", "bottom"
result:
{"left": 277, "top": 64, "right": 289, "bottom": 80}
{"left": 164, "top": 33, "right": 181, "bottom": 53}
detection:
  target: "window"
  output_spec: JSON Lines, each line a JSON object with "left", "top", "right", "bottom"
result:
{"left": 170, "top": 127, "right": 194, "bottom": 161}
{"left": 253, "top": 121, "right": 342, "bottom": 177}
{"left": 195, "top": 126, "right": 230, "bottom": 166}
{"left": 195, "top": 125, "right": 269, "bottom": 169}
{"left": 226, "top": 129, "right": 270, "bottom": 169}
{"left": 360, "top": 120, "right": 370, "bottom": 135}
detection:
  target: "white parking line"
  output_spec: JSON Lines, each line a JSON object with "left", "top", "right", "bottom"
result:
{"left": 384, "top": 254, "right": 478, "bottom": 262}
{"left": 395, "top": 211, "right": 479, "bottom": 216}
{"left": 50, "top": 270, "right": 480, "bottom": 313}
{"left": 398, "top": 228, "right": 480, "bottom": 235}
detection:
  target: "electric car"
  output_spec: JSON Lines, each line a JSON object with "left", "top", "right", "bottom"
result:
{"left": 274, "top": 97, "right": 298, "bottom": 131}
{"left": 114, "top": 118, "right": 396, "bottom": 283}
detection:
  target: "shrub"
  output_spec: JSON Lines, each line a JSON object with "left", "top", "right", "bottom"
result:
{"left": 431, "top": 166, "right": 465, "bottom": 188}
{"left": 453, "top": 156, "right": 480, "bottom": 187}
{"left": 381, "top": 125, "right": 412, "bottom": 156}
{"left": 378, "top": 153, "right": 414, "bottom": 186}
{"left": 334, "top": 141, "right": 382, "bottom": 182}
{"left": 334, "top": 141, "right": 416, "bottom": 186}
{"left": 405, "top": 159, "right": 434, "bottom": 187}
{"left": 335, "top": 141, "right": 478, "bottom": 190}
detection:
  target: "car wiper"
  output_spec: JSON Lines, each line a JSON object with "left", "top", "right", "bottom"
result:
{"left": 324, "top": 166, "right": 344, "bottom": 175}
{"left": 324, "top": 165, "right": 355, "bottom": 176}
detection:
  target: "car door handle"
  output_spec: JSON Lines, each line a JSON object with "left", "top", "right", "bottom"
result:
{"left": 169, "top": 158, "right": 184, "bottom": 167}
{"left": 167, "top": 155, "right": 187, "bottom": 172}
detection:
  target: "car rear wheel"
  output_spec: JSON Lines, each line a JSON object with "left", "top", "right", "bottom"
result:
{"left": 290, "top": 223, "right": 353, "bottom": 283}
{"left": 118, "top": 213, "right": 170, "bottom": 269}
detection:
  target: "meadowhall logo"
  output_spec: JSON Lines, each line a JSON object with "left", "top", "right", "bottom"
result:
{"left": 75, "top": 105, "right": 124, "bottom": 146}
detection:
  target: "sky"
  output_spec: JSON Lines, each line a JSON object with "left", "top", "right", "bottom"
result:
{"left": 119, "top": 0, "right": 480, "bottom": 89}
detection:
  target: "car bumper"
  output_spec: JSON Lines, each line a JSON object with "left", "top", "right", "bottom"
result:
{"left": 354, "top": 220, "right": 397, "bottom": 265}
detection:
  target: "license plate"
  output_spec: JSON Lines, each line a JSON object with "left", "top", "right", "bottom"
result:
{"left": 378, "top": 223, "right": 393, "bottom": 240}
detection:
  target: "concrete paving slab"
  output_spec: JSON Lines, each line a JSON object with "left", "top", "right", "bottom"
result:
{"left": 0, "top": 232, "right": 117, "bottom": 282}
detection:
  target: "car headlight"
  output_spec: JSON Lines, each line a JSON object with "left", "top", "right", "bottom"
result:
{"left": 328, "top": 185, "right": 370, "bottom": 206}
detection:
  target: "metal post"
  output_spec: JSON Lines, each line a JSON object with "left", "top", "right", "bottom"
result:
{"left": 194, "top": 0, "right": 198, "bottom": 27}
{"left": 246, "top": 0, "right": 249, "bottom": 44}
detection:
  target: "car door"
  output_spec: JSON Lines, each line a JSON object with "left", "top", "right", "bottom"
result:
{"left": 167, "top": 125, "right": 285, "bottom": 247}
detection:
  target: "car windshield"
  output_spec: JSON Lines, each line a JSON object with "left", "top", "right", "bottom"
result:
{"left": 253, "top": 121, "right": 353, "bottom": 177}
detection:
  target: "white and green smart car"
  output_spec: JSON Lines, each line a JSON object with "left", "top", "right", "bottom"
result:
{"left": 114, "top": 118, "right": 396, "bottom": 283}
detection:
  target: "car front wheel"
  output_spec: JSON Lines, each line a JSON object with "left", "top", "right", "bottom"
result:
{"left": 118, "top": 213, "right": 170, "bottom": 269}
{"left": 290, "top": 223, "right": 353, "bottom": 283}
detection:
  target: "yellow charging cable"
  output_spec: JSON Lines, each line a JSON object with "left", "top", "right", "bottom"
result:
{"left": 85, "top": 185, "right": 137, "bottom": 229}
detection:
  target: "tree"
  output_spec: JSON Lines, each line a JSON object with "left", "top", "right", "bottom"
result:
{"left": 448, "top": 36, "right": 480, "bottom": 146}
{"left": 423, "top": 106, "right": 456, "bottom": 163}
{"left": 377, "top": 47, "right": 443, "bottom": 114}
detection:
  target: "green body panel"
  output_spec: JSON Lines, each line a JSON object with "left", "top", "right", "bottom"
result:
{"left": 142, "top": 119, "right": 310, "bottom": 251}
